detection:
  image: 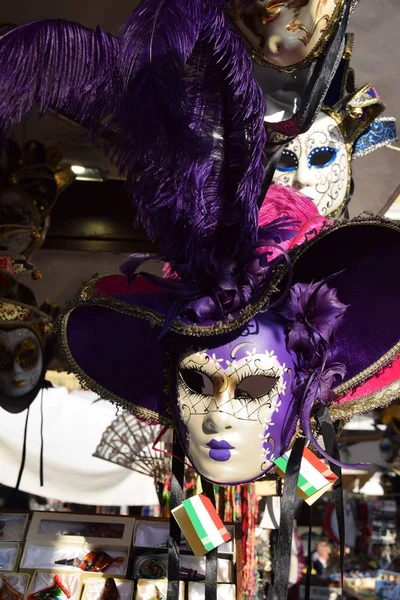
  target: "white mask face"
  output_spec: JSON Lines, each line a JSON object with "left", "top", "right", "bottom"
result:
{"left": 176, "top": 348, "right": 293, "bottom": 485}
{"left": 0, "top": 328, "right": 43, "bottom": 398}
{"left": 230, "top": 0, "right": 341, "bottom": 69}
{"left": 270, "top": 112, "right": 350, "bottom": 216}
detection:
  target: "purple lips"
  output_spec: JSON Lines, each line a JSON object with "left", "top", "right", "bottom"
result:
{"left": 207, "top": 439, "right": 235, "bottom": 462}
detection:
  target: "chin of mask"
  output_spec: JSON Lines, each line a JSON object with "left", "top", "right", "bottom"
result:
{"left": 270, "top": 112, "right": 350, "bottom": 216}
{"left": 253, "top": 63, "right": 311, "bottom": 122}
{"left": 230, "top": 0, "right": 343, "bottom": 70}
{"left": 0, "top": 327, "right": 43, "bottom": 399}
{"left": 173, "top": 315, "right": 297, "bottom": 485}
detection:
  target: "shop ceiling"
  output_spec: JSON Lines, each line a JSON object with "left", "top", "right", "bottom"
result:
{"left": 3, "top": 0, "right": 400, "bottom": 222}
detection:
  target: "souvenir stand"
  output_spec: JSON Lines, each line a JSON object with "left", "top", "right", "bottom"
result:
{"left": 0, "top": 511, "right": 241, "bottom": 600}
{"left": 0, "top": 1, "right": 400, "bottom": 600}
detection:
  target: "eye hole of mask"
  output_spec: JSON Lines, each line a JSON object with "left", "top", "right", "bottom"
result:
{"left": 308, "top": 147, "right": 338, "bottom": 168}
{"left": 16, "top": 338, "right": 39, "bottom": 371}
{"left": 235, "top": 375, "right": 278, "bottom": 400}
{"left": 180, "top": 369, "right": 214, "bottom": 396}
{"left": 0, "top": 343, "right": 13, "bottom": 372}
{"left": 276, "top": 150, "right": 298, "bottom": 172}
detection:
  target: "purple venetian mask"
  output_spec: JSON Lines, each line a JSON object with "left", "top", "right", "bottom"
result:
{"left": 173, "top": 312, "right": 297, "bottom": 485}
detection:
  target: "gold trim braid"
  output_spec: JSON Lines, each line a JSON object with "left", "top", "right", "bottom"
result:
{"left": 330, "top": 377, "right": 400, "bottom": 422}
{"left": 74, "top": 266, "right": 286, "bottom": 338}
{"left": 334, "top": 343, "right": 400, "bottom": 396}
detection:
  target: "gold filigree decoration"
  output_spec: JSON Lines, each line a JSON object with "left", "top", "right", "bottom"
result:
{"left": 0, "top": 302, "right": 30, "bottom": 322}
{"left": 73, "top": 265, "right": 285, "bottom": 338}
{"left": 287, "top": 13, "right": 330, "bottom": 47}
{"left": 254, "top": 1, "right": 312, "bottom": 26}
{"left": 247, "top": 0, "right": 345, "bottom": 73}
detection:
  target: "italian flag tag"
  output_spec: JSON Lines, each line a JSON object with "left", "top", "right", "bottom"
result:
{"left": 172, "top": 493, "right": 231, "bottom": 557}
{"left": 274, "top": 446, "right": 338, "bottom": 505}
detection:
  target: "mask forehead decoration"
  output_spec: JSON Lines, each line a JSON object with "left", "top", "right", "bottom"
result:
{"left": 174, "top": 315, "right": 296, "bottom": 484}
{"left": 227, "top": 0, "right": 347, "bottom": 70}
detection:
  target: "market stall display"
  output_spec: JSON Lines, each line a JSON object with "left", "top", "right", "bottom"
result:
{"left": 0, "top": 512, "right": 241, "bottom": 599}
{"left": 0, "top": 0, "right": 399, "bottom": 599}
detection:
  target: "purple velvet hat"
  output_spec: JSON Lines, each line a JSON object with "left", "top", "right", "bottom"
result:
{"left": 60, "top": 214, "right": 400, "bottom": 483}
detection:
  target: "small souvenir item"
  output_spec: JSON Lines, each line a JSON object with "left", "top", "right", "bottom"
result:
{"left": 100, "top": 579, "right": 120, "bottom": 600}
{"left": 135, "top": 580, "right": 174, "bottom": 600}
{"left": 274, "top": 446, "right": 338, "bottom": 504}
{"left": 172, "top": 494, "right": 231, "bottom": 557}
{"left": 80, "top": 525, "right": 122, "bottom": 539}
{"left": 150, "top": 589, "right": 164, "bottom": 600}
{"left": 60, "top": 524, "right": 123, "bottom": 539}
{"left": 0, "top": 140, "right": 74, "bottom": 278}
{"left": 136, "top": 557, "right": 167, "bottom": 580}
{"left": 135, "top": 555, "right": 204, "bottom": 581}
{"left": 28, "top": 576, "right": 70, "bottom": 600}
{"left": 55, "top": 551, "right": 124, "bottom": 572}
{"left": 0, "top": 578, "right": 23, "bottom": 600}
{"left": 94, "top": 411, "right": 172, "bottom": 484}
{"left": 0, "top": 288, "right": 55, "bottom": 414}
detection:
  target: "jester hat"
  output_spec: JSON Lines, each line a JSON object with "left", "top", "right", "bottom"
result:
{"left": 60, "top": 186, "right": 400, "bottom": 485}
{"left": 268, "top": 34, "right": 397, "bottom": 218}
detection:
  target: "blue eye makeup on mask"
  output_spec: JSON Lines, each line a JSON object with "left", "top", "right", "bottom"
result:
{"left": 276, "top": 149, "right": 298, "bottom": 172}
{"left": 308, "top": 146, "right": 338, "bottom": 168}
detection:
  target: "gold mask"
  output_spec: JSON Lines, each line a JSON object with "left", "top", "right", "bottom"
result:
{"left": 227, "top": 0, "right": 346, "bottom": 71}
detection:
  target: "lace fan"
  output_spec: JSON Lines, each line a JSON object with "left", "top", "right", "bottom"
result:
{"left": 93, "top": 410, "right": 172, "bottom": 483}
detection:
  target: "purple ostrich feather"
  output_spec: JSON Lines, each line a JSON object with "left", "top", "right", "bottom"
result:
{"left": 0, "top": 1, "right": 267, "bottom": 291}
{"left": 0, "top": 21, "right": 120, "bottom": 136}
{"left": 280, "top": 281, "right": 366, "bottom": 468}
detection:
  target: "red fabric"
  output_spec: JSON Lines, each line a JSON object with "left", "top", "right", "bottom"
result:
{"left": 0, "top": 255, "right": 15, "bottom": 275}
{"left": 324, "top": 502, "right": 338, "bottom": 545}
{"left": 336, "top": 354, "right": 400, "bottom": 404}
{"left": 94, "top": 274, "right": 161, "bottom": 297}
{"left": 288, "top": 215, "right": 329, "bottom": 249}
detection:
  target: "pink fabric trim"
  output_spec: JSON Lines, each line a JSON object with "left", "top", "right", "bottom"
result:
{"left": 258, "top": 185, "right": 331, "bottom": 259}
{"left": 336, "top": 354, "right": 400, "bottom": 404}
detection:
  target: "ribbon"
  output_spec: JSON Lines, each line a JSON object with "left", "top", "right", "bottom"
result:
{"left": 317, "top": 406, "right": 345, "bottom": 597}
{"left": 201, "top": 478, "right": 218, "bottom": 600}
{"left": 40, "top": 388, "right": 44, "bottom": 486}
{"left": 305, "top": 505, "right": 313, "bottom": 600}
{"left": 272, "top": 437, "right": 306, "bottom": 600}
{"left": 167, "top": 435, "right": 185, "bottom": 600}
{"left": 14, "top": 406, "right": 30, "bottom": 491}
